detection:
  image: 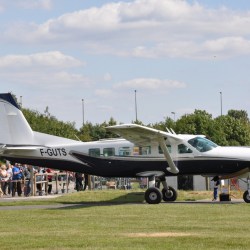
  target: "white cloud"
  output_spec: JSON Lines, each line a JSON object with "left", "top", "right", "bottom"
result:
{"left": 4, "top": 0, "right": 250, "bottom": 59}
{"left": 202, "top": 36, "right": 250, "bottom": 55}
{"left": 19, "top": 0, "right": 52, "bottom": 10}
{"left": 0, "top": 70, "right": 91, "bottom": 89}
{"left": 0, "top": 51, "right": 83, "bottom": 69}
{"left": 0, "top": 51, "right": 90, "bottom": 89}
{"left": 115, "top": 78, "right": 186, "bottom": 90}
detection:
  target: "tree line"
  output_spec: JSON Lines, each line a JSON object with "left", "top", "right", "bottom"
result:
{"left": 22, "top": 107, "right": 250, "bottom": 146}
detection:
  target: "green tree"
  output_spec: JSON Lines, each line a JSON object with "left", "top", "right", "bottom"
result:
{"left": 214, "top": 115, "right": 250, "bottom": 146}
{"left": 22, "top": 102, "right": 250, "bottom": 147}
{"left": 23, "top": 108, "right": 78, "bottom": 140}
{"left": 175, "top": 110, "right": 213, "bottom": 136}
{"left": 78, "top": 118, "right": 119, "bottom": 141}
{"left": 228, "top": 109, "right": 249, "bottom": 122}
{"left": 152, "top": 117, "right": 176, "bottom": 132}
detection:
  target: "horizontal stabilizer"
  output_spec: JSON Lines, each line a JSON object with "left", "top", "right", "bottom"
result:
{"left": 3, "top": 145, "right": 45, "bottom": 151}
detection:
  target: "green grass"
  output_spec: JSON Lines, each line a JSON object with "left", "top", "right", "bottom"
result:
{"left": 0, "top": 190, "right": 249, "bottom": 249}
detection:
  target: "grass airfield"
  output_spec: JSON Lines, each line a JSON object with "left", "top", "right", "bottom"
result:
{"left": 0, "top": 190, "right": 249, "bottom": 250}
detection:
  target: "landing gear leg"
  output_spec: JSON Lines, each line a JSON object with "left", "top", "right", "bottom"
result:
{"left": 144, "top": 176, "right": 162, "bottom": 204}
{"left": 161, "top": 176, "right": 178, "bottom": 202}
{"left": 243, "top": 175, "right": 250, "bottom": 203}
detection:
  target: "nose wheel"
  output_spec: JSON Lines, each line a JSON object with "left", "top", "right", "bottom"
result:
{"left": 145, "top": 187, "right": 163, "bottom": 204}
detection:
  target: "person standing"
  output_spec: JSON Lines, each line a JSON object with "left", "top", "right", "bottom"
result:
{"left": 35, "top": 167, "right": 45, "bottom": 196}
{"left": 83, "top": 174, "right": 89, "bottom": 191}
{"left": 0, "top": 183, "right": 3, "bottom": 197}
{"left": 46, "top": 168, "right": 53, "bottom": 194}
{"left": 212, "top": 176, "right": 221, "bottom": 201}
{"left": 0, "top": 164, "right": 8, "bottom": 195}
{"left": 12, "top": 163, "right": 23, "bottom": 196}
{"left": 0, "top": 164, "right": 3, "bottom": 197}
{"left": 23, "top": 165, "right": 31, "bottom": 197}
{"left": 75, "top": 172, "right": 83, "bottom": 191}
{"left": 6, "top": 163, "right": 13, "bottom": 195}
{"left": 1, "top": 165, "right": 10, "bottom": 195}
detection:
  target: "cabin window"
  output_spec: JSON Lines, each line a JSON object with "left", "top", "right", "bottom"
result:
{"left": 133, "top": 146, "right": 151, "bottom": 155}
{"left": 139, "top": 146, "right": 151, "bottom": 155}
{"left": 119, "top": 147, "right": 131, "bottom": 156}
{"left": 133, "top": 147, "right": 139, "bottom": 155}
{"left": 89, "top": 148, "right": 100, "bottom": 157}
{"left": 188, "top": 137, "right": 217, "bottom": 152}
{"left": 103, "top": 147, "right": 115, "bottom": 156}
{"left": 178, "top": 144, "right": 192, "bottom": 154}
{"left": 158, "top": 145, "right": 172, "bottom": 154}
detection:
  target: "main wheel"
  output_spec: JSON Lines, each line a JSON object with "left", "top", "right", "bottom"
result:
{"left": 243, "top": 190, "right": 250, "bottom": 203}
{"left": 162, "top": 186, "right": 177, "bottom": 202}
{"left": 145, "top": 187, "right": 162, "bottom": 204}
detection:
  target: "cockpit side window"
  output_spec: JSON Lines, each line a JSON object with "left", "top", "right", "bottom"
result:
{"left": 188, "top": 137, "right": 217, "bottom": 152}
{"left": 178, "top": 144, "right": 192, "bottom": 154}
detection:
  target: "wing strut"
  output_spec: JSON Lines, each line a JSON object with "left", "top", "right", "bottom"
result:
{"left": 158, "top": 137, "right": 179, "bottom": 174}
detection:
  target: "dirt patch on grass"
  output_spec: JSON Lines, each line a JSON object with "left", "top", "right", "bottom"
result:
{"left": 124, "top": 232, "right": 197, "bottom": 238}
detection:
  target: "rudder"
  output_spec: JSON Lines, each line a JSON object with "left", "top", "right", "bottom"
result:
{"left": 0, "top": 93, "right": 34, "bottom": 145}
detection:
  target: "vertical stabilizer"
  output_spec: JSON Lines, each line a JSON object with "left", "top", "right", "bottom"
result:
{"left": 0, "top": 93, "right": 34, "bottom": 145}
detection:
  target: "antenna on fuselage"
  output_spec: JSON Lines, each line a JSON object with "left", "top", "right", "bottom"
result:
{"left": 170, "top": 128, "right": 176, "bottom": 135}
{"left": 74, "top": 135, "right": 82, "bottom": 141}
{"left": 166, "top": 127, "right": 176, "bottom": 135}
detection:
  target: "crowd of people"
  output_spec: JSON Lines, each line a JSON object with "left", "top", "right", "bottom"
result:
{"left": 0, "top": 162, "right": 88, "bottom": 198}
{"left": 0, "top": 162, "right": 229, "bottom": 201}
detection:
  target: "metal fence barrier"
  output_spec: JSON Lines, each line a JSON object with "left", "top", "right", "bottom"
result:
{"left": 0, "top": 172, "right": 69, "bottom": 197}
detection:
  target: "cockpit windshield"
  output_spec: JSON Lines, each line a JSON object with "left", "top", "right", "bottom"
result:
{"left": 188, "top": 137, "right": 218, "bottom": 152}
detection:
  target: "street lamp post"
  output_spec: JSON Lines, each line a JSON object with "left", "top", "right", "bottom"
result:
{"left": 82, "top": 99, "right": 84, "bottom": 126}
{"left": 220, "top": 92, "right": 222, "bottom": 116}
{"left": 134, "top": 90, "right": 138, "bottom": 122}
{"left": 171, "top": 111, "right": 176, "bottom": 121}
{"left": 20, "top": 96, "right": 22, "bottom": 108}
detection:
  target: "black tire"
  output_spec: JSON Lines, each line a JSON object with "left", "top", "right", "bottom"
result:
{"left": 145, "top": 187, "right": 162, "bottom": 204}
{"left": 162, "top": 186, "right": 177, "bottom": 202}
{"left": 243, "top": 190, "right": 250, "bottom": 203}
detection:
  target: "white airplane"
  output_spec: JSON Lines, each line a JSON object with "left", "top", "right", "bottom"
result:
{"left": 0, "top": 93, "right": 250, "bottom": 204}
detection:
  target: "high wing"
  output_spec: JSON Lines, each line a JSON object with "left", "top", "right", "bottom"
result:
{"left": 107, "top": 124, "right": 182, "bottom": 145}
{"left": 107, "top": 124, "right": 181, "bottom": 174}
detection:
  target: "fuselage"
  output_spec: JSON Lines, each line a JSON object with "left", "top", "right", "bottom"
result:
{"left": 2, "top": 135, "right": 250, "bottom": 177}
{"left": 1, "top": 93, "right": 250, "bottom": 204}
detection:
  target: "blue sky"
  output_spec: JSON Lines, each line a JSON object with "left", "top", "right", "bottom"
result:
{"left": 1, "top": 0, "right": 250, "bottom": 128}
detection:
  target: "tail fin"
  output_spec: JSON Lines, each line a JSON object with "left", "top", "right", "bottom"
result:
{"left": 0, "top": 93, "right": 34, "bottom": 145}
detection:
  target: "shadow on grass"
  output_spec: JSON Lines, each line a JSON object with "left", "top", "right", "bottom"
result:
{"left": 0, "top": 190, "right": 244, "bottom": 210}
{"left": 53, "top": 191, "right": 146, "bottom": 209}
{"left": 52, "top": 191, "right": 244, "bottom": 210}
